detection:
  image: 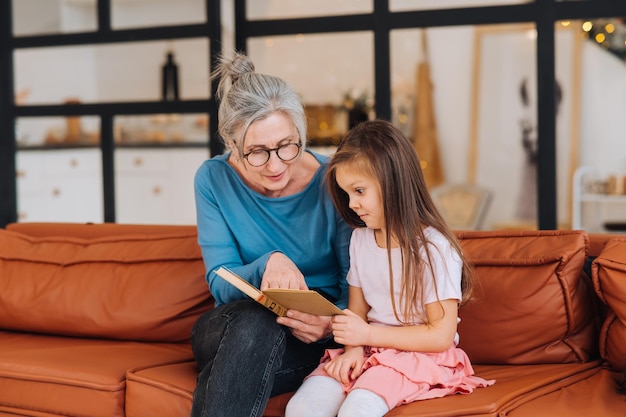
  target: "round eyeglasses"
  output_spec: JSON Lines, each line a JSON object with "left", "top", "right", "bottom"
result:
{"left": 243, "top": 142, "right": 302, "bottom": 167}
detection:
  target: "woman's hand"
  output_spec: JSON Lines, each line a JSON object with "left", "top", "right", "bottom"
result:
{"left": 276, "top": 310, "right": 333, "bottom": 344}
{"left": 323, "top": 346, "right": 365, "bottom": 384}
{"left": 331, "top": 309, "right": 371, "bottom": 346}
{"left": 261, "top": 252, "right": 308, "bottom": 290}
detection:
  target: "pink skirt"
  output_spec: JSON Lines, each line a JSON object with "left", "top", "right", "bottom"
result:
{"left": 308, "top": 345, "right": 495, "bottom": 409}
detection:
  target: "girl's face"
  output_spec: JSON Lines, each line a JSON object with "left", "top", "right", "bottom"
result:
{"left": 237, "top": 112, "right": 301, "bottom": 197}
{"left": 335, "top": 163, "right": 385, "bottom": 231}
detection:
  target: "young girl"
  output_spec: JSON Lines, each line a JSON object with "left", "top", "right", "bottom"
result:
{"left": 285, "top": 120, "right": 494, "bottom": 417}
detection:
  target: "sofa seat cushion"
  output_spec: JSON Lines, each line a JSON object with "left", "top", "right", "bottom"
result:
{"left": 592, "top": 238, "right": 626, "bottom": 372}
{"left": 0, "top": 331, "right": 193, "bottom": 417}
{"left": 503, "top": 368, "right": 625, "bottom": 417}
{"left": 127, "top": 361, "right": 599, "bottom": 417}
{"left": 126, "top": 361, "right": 195, "bottom": 417}
{"left": 455, "top": 230, "right": 596, "bottom": 365}
{"left": 0, "top": 227, "right": 212, "bottom": 342}
{"left": 125, "top": 361, "right": 293, "bottom": 417}
{"left": 384, "top": 362, "right": 600, "bottom": 417}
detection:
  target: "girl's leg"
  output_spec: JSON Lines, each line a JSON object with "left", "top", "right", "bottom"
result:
{"left": 337, "top": 388, "right": 389, "bottom": 417}
{"left": 285, "top": 376, "right": 345, "bottom": 417}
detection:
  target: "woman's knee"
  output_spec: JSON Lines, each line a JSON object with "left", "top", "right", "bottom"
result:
{"left": 191, "top": 300, "right": 285, "bottom": 366}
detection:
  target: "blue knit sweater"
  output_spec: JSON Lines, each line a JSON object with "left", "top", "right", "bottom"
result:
{"left": 194, "top": 151, "right": 351, "bottom": 308}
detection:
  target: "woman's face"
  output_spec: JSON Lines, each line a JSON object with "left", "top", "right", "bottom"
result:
{"left": 238, "top": 112, "right": 302, "bottom": 196}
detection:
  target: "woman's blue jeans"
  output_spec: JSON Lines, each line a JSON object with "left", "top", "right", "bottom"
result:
{"left": 190, "top": 299, "right": 335, "bottom": 417}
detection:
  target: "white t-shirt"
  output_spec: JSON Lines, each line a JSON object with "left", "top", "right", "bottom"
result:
{"left": 347, "top": 227, "right": 462, "bottom": 331}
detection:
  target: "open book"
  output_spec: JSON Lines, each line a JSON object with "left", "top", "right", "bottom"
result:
{"left": 214, "top": 267, "right": 344, "bottom": 317}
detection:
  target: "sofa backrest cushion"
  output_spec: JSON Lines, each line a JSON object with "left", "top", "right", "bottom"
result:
{"left": 456, "top": 230, "right": 596, "bottom": 365}
{"left": 6, "top": 222, "right": 197, "bottom": 239}
{"left": 0, "top": 227, "right": 213, "bottom": 342}
{"left": 592, "top": 238, "right": 626, "bottom": 372}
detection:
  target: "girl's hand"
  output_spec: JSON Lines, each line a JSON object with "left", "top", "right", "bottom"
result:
{"left": 331, "top": 309, "right": 371, "bottom": 346}
{"left": 261, "top": 252, "right": 308, "bottom": 290}
{"left": 276, "top": 310, "right": 333, "bottom": 344}
{"left": 323, "top": 346, "right": 365, "bottom": 384}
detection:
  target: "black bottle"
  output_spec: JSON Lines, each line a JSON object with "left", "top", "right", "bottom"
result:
{"left": 162, "top": 51, "right": 179, "bottom": 101}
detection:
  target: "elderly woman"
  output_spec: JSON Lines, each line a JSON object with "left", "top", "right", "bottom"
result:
{"left": 190, "top": 51, "right": 351, "bottom": 417}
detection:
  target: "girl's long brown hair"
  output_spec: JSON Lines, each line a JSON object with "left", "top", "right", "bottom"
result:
{"left": 326, "top": 120, "right": 473, "bottom": 324}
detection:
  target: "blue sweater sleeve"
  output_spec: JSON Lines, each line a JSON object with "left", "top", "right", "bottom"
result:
{"left": 194, "top": 159, "right": 267, "bottom": 304}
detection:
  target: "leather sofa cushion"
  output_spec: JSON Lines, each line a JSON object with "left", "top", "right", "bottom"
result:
{"left": 592, "top": 238, "right": 626, "bottom": 372}
{"left": 0, "top": 330, "right": 192, "bottom": 417}
{"left": 385, "top": 362, "right": 600, "bottom": 417}
{"left": 6, "top": 222, "right": 197, "bottom": 239}
{"left": 456, "top": 230, "right": 596, "bottom": 365}
{"left": 125, "top": 361, "right": 293, "bottom": 417}
{"left": 502, "top": 368, "right": 625, "bottom": 417}
{"left": 126, "top": 360, "right": 596, "bottom": 417}
{"left": 0, "top": 228, "right": 212, "bottom": 342}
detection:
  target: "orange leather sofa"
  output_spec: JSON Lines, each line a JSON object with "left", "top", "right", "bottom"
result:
{"left": 0, "top": 223, "right": 624, "bottom": 417}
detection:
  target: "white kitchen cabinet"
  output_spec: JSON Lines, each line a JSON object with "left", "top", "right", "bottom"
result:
{"left": 16, "top": 148, "right": 103, "bottom": 223}
{"left": 114, "top": 147, "right": 209, "bottom": 225}
{"left": 16, "top": 147, "right": 209, "bottom": 225}
{"left": 572, "top": 166, "right": 626, "bottom": 233}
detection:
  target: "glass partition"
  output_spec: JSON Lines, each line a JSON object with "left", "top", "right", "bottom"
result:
{"left": 390, "top": 24, "right": 542, "bottom": 230}
{"left": 12, "top": 0, "right": 97, "bottom": 36}
{"left": 248, "top": 32, "right": 374, "bottom": 147}
{"left": 390, "top": 26, "right": 474, "bottom": 187}
{"left": 246, "top": 0, "right": 372, "bottom": 20}
{"left": 114, "top": 113, "right": 209, "bottom": 145}
{"left": 111, "top": 0, "right": 207, "bottom": 29}
{"left": 13, "top": 38, "right": 210, "bottom": 105}
{"left": 565, "top": 18, "right": 626, "bottom": 232}
{"left": 16, "top": 116, "right": 100, "bottom": 148}
{"left": 390, "top": 0, "right": 533, "bottom": 12}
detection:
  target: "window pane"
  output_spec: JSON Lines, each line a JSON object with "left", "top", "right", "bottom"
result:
{"left": 111, "top": 0, "right": 206, "bottom": 29}
{"left": 14, "top": 38, "right": 210, "bottom": 105}
{"left": 552, "top": 22, "right": 583, "bottom": 230}
{"left": 248, "top": 32, "right": 374, "bottom": 146}
{"left": 390, "top": 0, "right": 532, "bottom": 12}
{"left": 16, "top": 116, "right": 100, "bottom": 148}
{"left": 581, "top": 18, "right": 626, "bottom": 61}
{"left": 567, "top": 18, "right": 626, "bottom": 232}
{"left": 246, "top": 0, "right": 372, "bottom": 20}
{"left": 12, "top": 0, "right": 97, "bottom": 36}
{"left": 391, "top": 24, "right": 544, "bottom": 230}
{"left": 472, "top": 24, "right": 539, "bottom": 230}
{"left": 390, "top": 26, "right": 474, "bottom": 188}
{"left": 114, "top": 113, "right": 209, "bottom": 145}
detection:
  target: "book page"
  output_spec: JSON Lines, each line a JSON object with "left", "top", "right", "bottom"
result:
{"left": 262, "top": 289, "right": 344, "bottom": 316}
{"left": 214, "top": 267, "right": 344, "bottom": 316}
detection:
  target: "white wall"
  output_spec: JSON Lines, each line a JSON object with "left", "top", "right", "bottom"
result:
{"left": 580, "top": 42, "right": 626, "bottom": 177}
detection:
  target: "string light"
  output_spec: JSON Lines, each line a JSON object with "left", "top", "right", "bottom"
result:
{"left": 579, "top": 18, "right": 626, "bottom": 60}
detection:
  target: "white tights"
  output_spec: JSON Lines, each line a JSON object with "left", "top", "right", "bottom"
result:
{"left": 285, "top": 376, "right": 390, "bottom": 417}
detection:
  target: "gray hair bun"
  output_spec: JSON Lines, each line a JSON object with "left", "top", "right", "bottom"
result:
{"left": 213, "top": 51, "right": 255, "bottom": 99}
